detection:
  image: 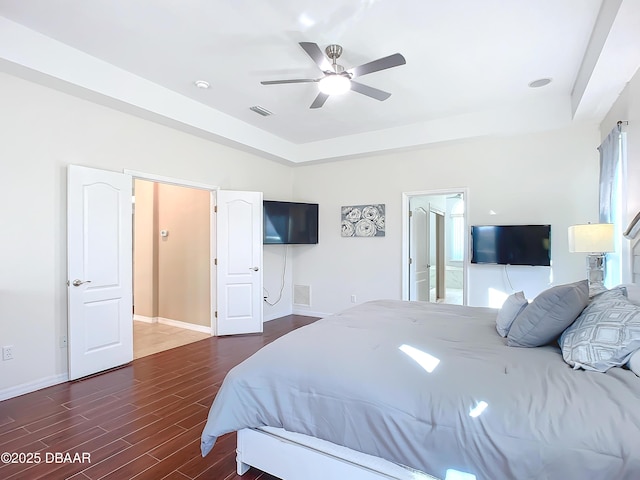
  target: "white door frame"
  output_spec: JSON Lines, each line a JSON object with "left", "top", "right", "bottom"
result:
{"left": 401, "top": 188, "right": 469, "bottom": 305}
{"left": 124, "top": 169, "right": 219, "bottom": 334}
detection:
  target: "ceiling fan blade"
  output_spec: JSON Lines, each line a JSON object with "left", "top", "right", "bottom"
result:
{"left": 350, "top": 81, "right": 392, "bottom": 101}
{"left": 348, "top": 53, "right": 406, "bottom": 78}
{"left": 261, "top": 79, "right": 318, "bottom": 85}
{"left": 299, "top": 42, "right": 331, "bottom": 71}
{"left": 310, "top": 92, "right": 330, "bottom": 109}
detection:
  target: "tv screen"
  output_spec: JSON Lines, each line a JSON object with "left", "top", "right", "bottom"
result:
{"left": 471, "top": 225, "right": 551, "bottom": 266}
{"left": 263, "top": 200, "right": 319, "bottom": 245}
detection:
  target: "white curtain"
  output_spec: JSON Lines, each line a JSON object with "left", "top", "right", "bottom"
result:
{"left": 598, "top": 126, "right": 621, "bottom": 223}
{"left": 598, "top": 126, "right": 623, "bottom": 287}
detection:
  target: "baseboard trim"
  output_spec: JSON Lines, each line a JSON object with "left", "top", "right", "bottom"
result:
{"left": 133, "top": 315, "right": 211, "bottom": 334}
{"left": 0, "top": 373, "right": 69, "bottom": 401}
{"left": 292, "top": 308, "right": 331, "bottom": 318}
{"left": 156, "top": 317, "right": 212, "bottom": 334}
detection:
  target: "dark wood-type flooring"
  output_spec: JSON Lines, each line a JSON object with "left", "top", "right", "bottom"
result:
{"left": 0, "top": 314, "right": 319, "bottom": 480}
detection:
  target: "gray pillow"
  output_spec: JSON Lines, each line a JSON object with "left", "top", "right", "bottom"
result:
{"left": 622, "top": 283, "right": 640, "bottom": 306}
{"left": 507, "top": 280, "right": 588, "bottom": 347}
{"left": 495, "top": 291, "right": 528, "bottom": 337}
{"left": 559, "top": 287, "right": 640, "bottom": 372}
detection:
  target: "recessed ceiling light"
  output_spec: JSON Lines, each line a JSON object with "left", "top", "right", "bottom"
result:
{"left": 194, "top": 80, "right": 210, "bottom": 89}
{"left": 298, "top": 13, "right": 315, "bottom": 28}
{"left": 528, "top": 78, "right": 552, "bottom": 88}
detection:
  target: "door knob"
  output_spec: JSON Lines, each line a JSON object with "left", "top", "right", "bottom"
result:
{"left": 72, "top": 279, "right": 92, "bottom": 287}
{"left": 250, "top": 267, "right": 259, "bottom": 271}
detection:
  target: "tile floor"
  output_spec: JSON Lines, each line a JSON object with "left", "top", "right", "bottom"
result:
{"left": 133, "top": 321, "right": 211, "bottom": 359}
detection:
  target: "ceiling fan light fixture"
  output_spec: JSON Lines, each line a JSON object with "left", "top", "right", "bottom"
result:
{"left": 318, "top": 75, "right": 351, "bottom": 95}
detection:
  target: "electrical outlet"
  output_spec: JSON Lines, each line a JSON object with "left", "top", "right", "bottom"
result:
{"left": 2, "top": 345, "right": 14, "bottom": 361}
{"left": 60, "top": 335, "right": 68, "bottom": 348}
{"left": 351, "top": 295, "right": 357, "bottom": 303}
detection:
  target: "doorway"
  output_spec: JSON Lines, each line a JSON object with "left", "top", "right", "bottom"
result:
{"left": 68, "top": 165, "right": 264, "bottom": 379}
{"left": 129, "top": 174, "right": 265, "bottom": 343}
{"left": 402, "top": 189, "right": 468, "bottom": 305}
{"left": 132, "top": 178, "right": 213, "bottom": 358}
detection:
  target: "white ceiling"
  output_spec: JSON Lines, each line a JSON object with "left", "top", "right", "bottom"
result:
{"left": 1, "top": 0, "right": 639, "bottom": 164}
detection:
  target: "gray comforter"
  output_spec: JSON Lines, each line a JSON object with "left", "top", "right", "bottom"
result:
{"left": 201, "top": 300, "right": 640, "bottom": 479}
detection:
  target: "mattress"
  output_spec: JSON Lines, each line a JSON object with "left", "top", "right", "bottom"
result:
{"left": 201, "top": 300, "right": 640, "bottom": 479}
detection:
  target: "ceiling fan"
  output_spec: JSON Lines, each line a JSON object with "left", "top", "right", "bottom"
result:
{"left": 260, "top": 42, "right": 406, "bottom": 109}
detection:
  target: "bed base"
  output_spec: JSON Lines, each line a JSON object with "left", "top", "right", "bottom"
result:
{"left": 236, "top": 427, "right": 439, "bottom": 480}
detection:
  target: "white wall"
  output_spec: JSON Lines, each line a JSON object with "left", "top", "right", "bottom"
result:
{"left": 0, "top": 72, "right": 293, "bottom": 397}
{"left": 291, "top": 126, "right": 600, "bottom": 315}
{"left": 600, "top": 66, "right": 640, "bottom": 283}
{"left": 262, "top": 244, "right": 293, "bottom": 319}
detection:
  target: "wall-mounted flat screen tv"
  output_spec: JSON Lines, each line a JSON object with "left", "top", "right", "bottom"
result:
{"left": 263, "top": 200, "right": 319, "bottom": 245}
{"left": 471, "top": 224, "right": 551, "bottom": 266}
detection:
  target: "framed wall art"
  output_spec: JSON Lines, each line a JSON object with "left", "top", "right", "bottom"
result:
{"left": 341, "top": 204, "right": 385, "bottom": 237}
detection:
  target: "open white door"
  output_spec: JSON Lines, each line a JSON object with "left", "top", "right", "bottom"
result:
{"left": 216, "top": 190, "right": 263, "bottom": 335}
{"left": 430, "top": 209, "right": 446, "bottom": 302}
{"left": 409, "top": 206, "right": 430, "bottom": 301}
{"left": 67, "top": 165, "right": 133, "bottom": 380}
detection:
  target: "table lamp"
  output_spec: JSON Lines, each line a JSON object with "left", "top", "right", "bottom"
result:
{"left": 568, "top": 223, "right": 614, "bottom": 296}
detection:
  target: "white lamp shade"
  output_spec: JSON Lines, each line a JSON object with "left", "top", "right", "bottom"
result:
{"left": 568, "top": 223, "right": 614, "bottom": 253}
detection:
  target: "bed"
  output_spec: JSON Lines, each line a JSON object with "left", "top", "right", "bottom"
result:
{"left": 201, "top": 292, "right": 640, "bottom": 480}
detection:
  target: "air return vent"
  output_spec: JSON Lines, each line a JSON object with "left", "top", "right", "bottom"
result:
{"left": 293, "top": 285, "right": 311, "bottom": 307}
{"left": 250, "top": 105, "right": 273, "bottom": 117}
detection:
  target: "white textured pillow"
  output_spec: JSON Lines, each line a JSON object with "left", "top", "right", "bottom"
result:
{"left": 629, "top": 350, "right": 640, "bottom": 376}
{"left": 559, "top": 287, "right": 640, "bottom": 372}
{"left": 496, "top": 291, "right": 528, "bottom": 337}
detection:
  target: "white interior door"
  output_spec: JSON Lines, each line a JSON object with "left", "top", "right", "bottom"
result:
{"left": 429, "top": 208, "right": 446, "bottom": 302}
{"left": 216, "top": 190, "right": 263, "bottom": 335}
{"left": 409, "top": 206, "right": 430, "bottom": 301}
{"left": 67, "top": 165, "right": 133, "bottom": 380}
